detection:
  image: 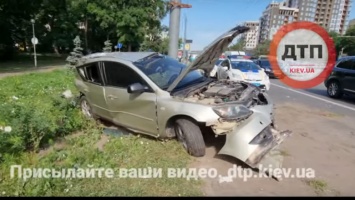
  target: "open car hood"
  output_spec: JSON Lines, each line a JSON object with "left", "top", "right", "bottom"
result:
{"left": 167, "top": 25, "right": 250, "bottom": 92}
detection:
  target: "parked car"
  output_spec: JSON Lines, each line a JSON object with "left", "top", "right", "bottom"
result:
{"left": 209, "top": 58, "right": 224, "bottom": 78}
{"left": 254, "top": 58, "right": 284, "bottom": 79}
{"left": 74, "top": 25, "right": 290, "bottom": 170}
{"left": 216, "top": 58, "right": 271, "bottom": 91}
{"left": 324, "top": 56, "right": 355, "bottom": 99}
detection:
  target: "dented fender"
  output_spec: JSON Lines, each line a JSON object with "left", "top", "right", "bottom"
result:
{"left": 218, "top": 110, "right": 272, "bottom": 163}
{"left": 218, "top": 105, "right": 291, "bottom": 169}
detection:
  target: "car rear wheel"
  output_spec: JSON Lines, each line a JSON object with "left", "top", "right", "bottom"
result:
{"left": 80, "top": 96, "right": 96, "bottom": 119}
{"left": 327, "top": 80, "right": 343, "bottom": 98}
{"left": 174, "top": 118, "right": 205, "bottom": 157}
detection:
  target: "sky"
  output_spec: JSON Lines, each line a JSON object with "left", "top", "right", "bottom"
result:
{"left": 161, "top": 0, "right": 355, "bottom": 51}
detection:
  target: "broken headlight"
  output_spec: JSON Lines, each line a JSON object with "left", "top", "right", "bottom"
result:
{"left": 212, "top": 105, "right": 253, "bottom": 120}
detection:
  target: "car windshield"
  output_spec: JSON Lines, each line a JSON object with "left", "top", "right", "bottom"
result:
{"left": 133, "top": 54, "right": 206, "bottom": 90}
{"left": 231, "top": 61, "right": 261, "bottom": 72}
{"left": 228, "top": 55, "right": 244, "bottom": 59}
{"left": 216, "top": 59, "right": 223, "bottom": 65}
{"left": 259, "top": 59, "right": 271, "bottom": 69}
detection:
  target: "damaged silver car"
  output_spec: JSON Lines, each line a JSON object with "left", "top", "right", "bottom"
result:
{"left": 74, "top": 25, "right": 291, "bottom": 171}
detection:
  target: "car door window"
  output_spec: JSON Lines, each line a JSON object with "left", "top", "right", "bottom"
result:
{"left": 250, "top": 62, "right": 262, "bottom": 71}
{"left": 103, "top": 61, "right": 146, "bottom": 88}
{"left": 78, "top": 62, "right": 103, "bottom": 85}
{"left": 231, "top": 61, "right": 249, "bottom": 71}
{"left": 221, "top": 60, "right": 229, "bottom": 68}
{"left": 337, "top": 59, "right": 355, "bottom": 70}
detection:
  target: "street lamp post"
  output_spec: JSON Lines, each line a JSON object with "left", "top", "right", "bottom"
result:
{"left": 31, "top": 19, "right": 37, "bottom": 67}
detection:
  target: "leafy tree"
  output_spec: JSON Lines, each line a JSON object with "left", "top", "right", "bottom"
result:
{"left": 0, "top": 0, "right": 169, "bottom": 62}
{"left": 328, "top": 31, "right": 342, "bottom": 58}
{"left": 140, "top": 25, "right": 171, "bottom": 53}
{"left": 253, "top": 40, "right": 271, "bottom": 56}
{"left": 103, "top": 40, "right": 112, "bottom": 52}
{"left": 66, "top": 36, "right": 83, "bottom": 67}
{"left": 229, "top": 36, "right": 246, "bottom": 51}
{"left": 339, "top": 25, "right": 355, "bottom": 56}
{"left": 86, "top": 0, "right": 168, "bottom": 51}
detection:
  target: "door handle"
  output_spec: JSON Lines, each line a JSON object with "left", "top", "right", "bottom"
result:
{"left": 107, "top": 95, "right": 118, "bottom": 99}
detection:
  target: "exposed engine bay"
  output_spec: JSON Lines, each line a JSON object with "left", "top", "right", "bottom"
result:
{"left": 175, "top": 80, "right": 268, "bottom": 107}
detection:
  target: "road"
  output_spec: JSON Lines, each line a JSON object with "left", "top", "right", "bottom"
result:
{"left": 268, "top": 79, "right": 355, "bottom": 117}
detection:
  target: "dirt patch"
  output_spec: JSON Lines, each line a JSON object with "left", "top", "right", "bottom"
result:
{"left": 96, "top": 134, "right": 110, "bottom": 151}
{"left": 0, "top": 66, "right": 63, "bottom": 79}
{"left": 194, "top": 103, "right": 355, "bottom": 196}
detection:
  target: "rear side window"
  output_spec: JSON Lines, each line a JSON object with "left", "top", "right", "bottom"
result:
{"left": 77, "top": 62, "right": 103, "bottom": 85}
{"left": 103, "top": 61, "right": 145, "bottom": 88}
{"left": 337, "top": 59, "right": 355, "bottom": 70}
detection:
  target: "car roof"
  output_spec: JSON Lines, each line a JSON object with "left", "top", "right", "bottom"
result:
{"left": 338, "top": 56, "right": 355, "bottom": 61}
{"left": 82, "top": 52, "right": 157, "bottom": 62}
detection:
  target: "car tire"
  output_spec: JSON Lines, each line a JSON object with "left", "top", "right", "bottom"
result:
{"left": 327, "top": 80, "right": 343, "bottom": 99}
{"left": 80, "top": 96, "right": 97, "bottom": 119}
{"left": 174, "top": 118, "right": 206, "bottom": 157}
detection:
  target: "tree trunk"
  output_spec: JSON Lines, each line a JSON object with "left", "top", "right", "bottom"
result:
{"left": 128, "top": 44, "right": 132, "bottom": 52}
{"left": 23, "top": 39, "right": 27, "bottom": 52}
{"left": 52, "top": 43, "right": 60, "bottom": 55}
{"left": 85, "top": 15, "right": 88, "bottom": 50}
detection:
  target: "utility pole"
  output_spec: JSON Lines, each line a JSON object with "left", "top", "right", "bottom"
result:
{"left": 168, "top": 0, "right": 191, "bottom": 59}
{"left": 183, "top": 14, "right": 187, "bottom": 63}
{"left": 30, "top": 19, "right": 38, "bottom": 68}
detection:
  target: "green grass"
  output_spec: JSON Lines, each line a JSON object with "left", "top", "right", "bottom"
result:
{"left": 0, "top": 131, "right": 201, "bottom": 196}
{"left": 0, "top": 69, "right": 201, "bottom": 196}
{"left": 0, "top": 54, "right": 66, "bottom": 72}
{"left": 305, "top": 179, "right": 328, "bottom": 194}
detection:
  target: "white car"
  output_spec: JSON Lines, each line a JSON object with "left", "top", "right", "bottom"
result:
{"left": 209, "top": 59, "right": 224, "bottom": 78}
{"left": 216, "top": 58, "right": 270, "bottom": 91}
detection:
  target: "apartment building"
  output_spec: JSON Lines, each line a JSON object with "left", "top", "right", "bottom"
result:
{"left": 286, "top": 0, "right": 352, "bottom": 34}
{"left": 243, "top": 21, "right": 260, "bottom": 50}
{"left": 259, "top": 1, "right": 299, "bottom": 43}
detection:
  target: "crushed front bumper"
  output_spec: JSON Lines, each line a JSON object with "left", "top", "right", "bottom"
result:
{"left": 217, "top": 100, "right": 292, "bottom": 170}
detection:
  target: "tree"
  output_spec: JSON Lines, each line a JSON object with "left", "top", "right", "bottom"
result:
{"left": 338, "top": 26, "right": 355, "bottom": 56}
{"left": 229, "top": 36, "right": 246, "bottom": 51}
{"left": 140, "top": 25, "right": 171, "bottom": 53}
{"left": 86, "top": 0, "right": 168, "bottom": 51}
{"left": 66, "top": 36, "right": 83, "bottom": 67}
{"left": 328, "top": 31, "right": 343, "bottom": 58}
{"left": 103, "top": 40, "right": 112, "bottom": 52}
{"left": 0, "top": 0, "right": 169, "bottom": 61}
{"left": 253, "top": 40, "right": 271, "bottom": 56}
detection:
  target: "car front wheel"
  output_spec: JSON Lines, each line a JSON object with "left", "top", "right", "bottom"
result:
{"left": 174, "top": 118, "right": 206, "bottom": 157}
{"left": 327, "top": 80, "right": 343, "bottom": 98}
{"left": 80, "top": 96, "right": 96, "bottom": 119}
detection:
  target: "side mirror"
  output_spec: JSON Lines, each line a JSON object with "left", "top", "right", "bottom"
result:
{"left": 127, "top": 83, "right": 148, "bottom": 94}
{"left": 222, "top": 66, "right": 228, "bottom": 71}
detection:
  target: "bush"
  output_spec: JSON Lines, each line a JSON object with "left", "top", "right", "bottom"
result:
{"left": 0, "top": 69, "right": 89, "bottom": 158}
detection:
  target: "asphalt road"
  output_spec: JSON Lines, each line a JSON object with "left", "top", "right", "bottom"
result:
{"left": 268, "top": 78, "right": 355, "bottom": 117}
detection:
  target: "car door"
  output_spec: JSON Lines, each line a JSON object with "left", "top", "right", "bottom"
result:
{"left": 246, "top": 62, "right": 263, "bottom": 81}
{"left": 218, "top": 59, "right": 230, "bottom": 79}
{"left": 102, "top": 61, "right": 159, "bottom": 136}
{"left": 77, "top": 62, "right": 110, "bottom": 118}
{"left": 340, "top": 58, "right": 355, "bottom": 93}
